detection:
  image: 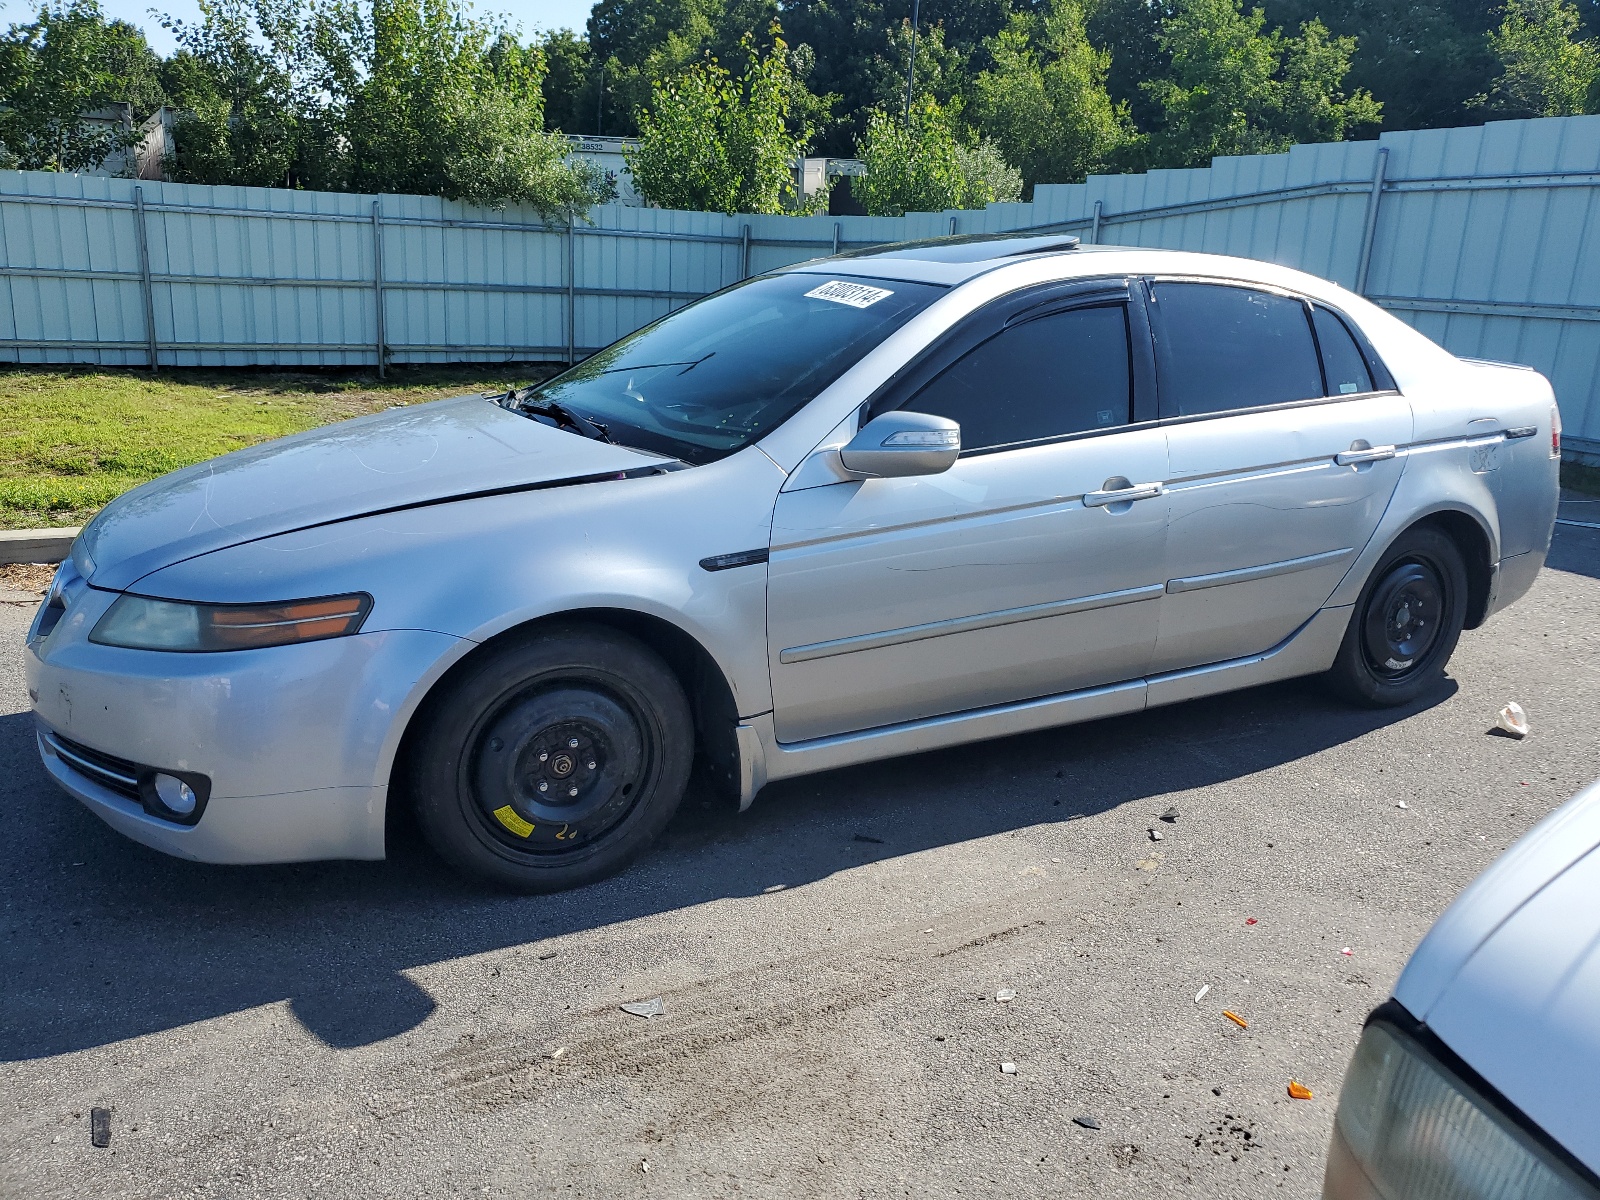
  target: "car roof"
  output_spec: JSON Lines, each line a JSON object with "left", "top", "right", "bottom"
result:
{"left": 780, "top": 232, "right": 1135, "bottom": 286}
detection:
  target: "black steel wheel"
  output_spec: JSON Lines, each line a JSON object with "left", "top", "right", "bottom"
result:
{"left": 1327, "top": 526, "right": 1468, "bottom": 708}
{"left": 409, "top": 624, "right": 693, "bottom": 892}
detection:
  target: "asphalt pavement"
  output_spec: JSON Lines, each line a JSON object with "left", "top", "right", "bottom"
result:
{"left": 2, "top": 522, "right": 1598, "bottom": 1199}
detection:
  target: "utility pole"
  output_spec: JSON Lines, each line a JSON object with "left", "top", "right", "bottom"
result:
{"left": 903, "top": 0, "right": 920, "bottom": 123}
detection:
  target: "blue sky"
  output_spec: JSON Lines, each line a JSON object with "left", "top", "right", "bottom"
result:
{"left": 0, "top": 0, "right": 595, "bottom": 55}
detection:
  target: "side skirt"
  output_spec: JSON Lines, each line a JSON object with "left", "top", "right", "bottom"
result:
{"left": 735, "top": 604, "right": 1352, "bottom": 805}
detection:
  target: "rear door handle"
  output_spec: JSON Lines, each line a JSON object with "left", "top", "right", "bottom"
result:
{"left": 1084, "top": 482, "right": 1165, "bottom": 507}
{"left": 1335, "top": 445, "right": 1397, "bottom": 466}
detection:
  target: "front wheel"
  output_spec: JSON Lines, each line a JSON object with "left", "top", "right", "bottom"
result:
{"left": 1325, "top": 526, "right": 1469, "bottom": 708}
{"left": 409, "top": 624, "right": 694, "bottom": 892}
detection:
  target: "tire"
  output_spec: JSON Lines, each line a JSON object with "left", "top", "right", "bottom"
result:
{"left": 1325, "top": 526, "right": 1469, "bottom": 708}
{"left": 409, "top": 624, "right": 694, "bottom": 892}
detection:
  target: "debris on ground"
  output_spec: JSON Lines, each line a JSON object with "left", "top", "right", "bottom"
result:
{"left": 538, "top": 951, "right": 557, "bottom": 961}
{"left": 1341, "top": 947, "right": 1354, "bottom": 957}
{"left": 1135, "top": 853, "right": 1164, "bottom": 871}
{"left": 1194, "top": 984, "right": 1211, "bottom": 1005}
{"left": 1148, "top": 827, "right": 1163, "bottom": 841}
{"left": 1496, "top": 702, "right": 1530, "bottom": 739}
{"left": 1222, "top": 1010, "right": 1249, "bottom": 1029}
{"left": 547, "top": 1047, "right": 566, "bottom": 1060}
{"left": 1397, "top": 800, "right": 1409, "bottom": 809}
{"left": 1245, "top": 918, "right": 1258, "bottom": 926}
{"left": 853, "top": 833, "right": 885, "bottom": 844}
{"left": 1287, "top": 1080, "right": 1314, "bottom": 1100}
{"left": 641, "top": 1160, "right": 651, "bottom": 1173}
{"left": 1001, "top": 1062, "right": 1017, "bottom": 1074}
{"left": 1159, "top": 806, "right": 1180, "bottom": 823}
{"left": 763, "top": 884, "right": 786, "bottom": 893}
{"left": 996, "top": 988, "right": 1017, "bottom": 1002}
{"left": 620, "top": 997, "right": 666, "bottom": 1019}
{"left": 90, "top": 1108, "right": 111, "bottom": 1149}
{"left": 1112, "top": 1143, "right": 1141, "bottom": 1168}
{"left": 1073, "top": 1115, "right": 1101, "bottom": 1130}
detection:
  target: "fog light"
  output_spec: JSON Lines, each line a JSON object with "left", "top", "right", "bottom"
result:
{"left": 152, "top": 773, "right": 197, "bottom": 816}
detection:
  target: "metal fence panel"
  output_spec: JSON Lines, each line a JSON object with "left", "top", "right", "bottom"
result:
{"left": 1, "top": 114, "right": 1597, "bottom": 453}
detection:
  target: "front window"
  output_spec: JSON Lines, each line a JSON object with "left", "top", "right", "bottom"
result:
{"left": 518, "top": 273, "right": 944, "bottom": 464}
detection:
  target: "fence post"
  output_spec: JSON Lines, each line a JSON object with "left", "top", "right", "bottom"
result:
{"left": 1355, "top": 147, "right": 1389, "bottom": 295}
{"left": 741, "top": 224, "right": 751, "bottom": 279}
{"left": 566, "top": 211, "right": 577, "bottom": 365}
{"left": 370, "top": 199, "right": 386, "bottom": 378}
{"left": 832, "top": 222, "right": 840, "bottom": 255}
{"left": 1089, "top": 199, "right": 1102, "bottom": 246}
{"left": 132, "top": 185, "right": 158, "bottom": 370}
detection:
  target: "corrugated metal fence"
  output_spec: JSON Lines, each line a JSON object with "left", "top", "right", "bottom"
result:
{"left": 2, "top": 114, "right": 1598, "bottom": 456}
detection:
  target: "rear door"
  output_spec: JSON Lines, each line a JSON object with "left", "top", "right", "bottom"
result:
{"left": 766, "top": 282, "right": 1169, "bottom": 743}
{"left": 1148, "top": 279, "right": 1412, "bottom": 673}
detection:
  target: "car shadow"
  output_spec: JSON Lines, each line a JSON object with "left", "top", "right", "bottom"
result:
{"left": 0, "top": 670, "right": 1455, "bottom": 1062}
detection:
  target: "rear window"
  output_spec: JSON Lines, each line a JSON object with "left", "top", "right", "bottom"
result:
{"left": 1153, "top": 282, "right": 1324, "bottom": 417}
{"left": 521, "top": 273, "right": 943, "bottom": 464}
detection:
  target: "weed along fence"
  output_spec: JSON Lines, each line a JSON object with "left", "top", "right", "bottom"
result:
{"left": 1, "top": 113, "right": 1598, "bottom": 457}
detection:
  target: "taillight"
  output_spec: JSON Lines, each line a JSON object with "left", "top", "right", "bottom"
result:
{"left": 1551, "top": 403, "right": 1562, "bottom": 459}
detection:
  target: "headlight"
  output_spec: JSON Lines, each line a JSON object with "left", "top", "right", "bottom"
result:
{"left": 89, "top": 593, "right": 372, "bottom": 652}
{"left": 1328, "top": 1011, "right": 1599, "bottom": 1200}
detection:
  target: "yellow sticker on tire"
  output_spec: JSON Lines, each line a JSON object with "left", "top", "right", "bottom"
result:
{"left": 493, "top": 805, "right": 535, "bottom": 838}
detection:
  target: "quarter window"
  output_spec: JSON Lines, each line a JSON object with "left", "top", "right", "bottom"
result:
{"left": 1312, "top": 306, "right": 1376, "bottom": 395}
{"left": 1153, "top": 282, "right": 1324, "bottom": 417}
{"left": 901, "top": 304, "right": 1132, "bottom": 451}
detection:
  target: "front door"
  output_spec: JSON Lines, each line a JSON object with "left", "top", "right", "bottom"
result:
{"left": 1147, "top": 280, "right": 1413, "bottom": 673}
{"left": 766, "top": 292, "right": 1170, "bottom": 744}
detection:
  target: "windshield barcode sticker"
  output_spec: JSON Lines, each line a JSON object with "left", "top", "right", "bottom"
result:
{"left": 804, "top": 280, "right": 894, "bottom": 308}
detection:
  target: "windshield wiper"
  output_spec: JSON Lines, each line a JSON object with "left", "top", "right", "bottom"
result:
{"left": 510, "top": 392, "right": 613, "bottom": 443}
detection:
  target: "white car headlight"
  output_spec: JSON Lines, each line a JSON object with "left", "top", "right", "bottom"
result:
{"left": 90, "top": 593, "right": 372, "bottom": 652}
{"left": 1329, "top": 1012, "right": 1599, "bottom": 1200}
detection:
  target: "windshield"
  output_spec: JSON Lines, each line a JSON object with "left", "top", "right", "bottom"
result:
{"left": 517, "top": 273, "right": 944, "bottom": 464}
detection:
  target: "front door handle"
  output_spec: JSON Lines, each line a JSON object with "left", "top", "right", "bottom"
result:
{"left": 1335, "top": 445, "right": 1397, "bottom": 466}
{"left": 1084, "top": 481, "right": 1165, "bottom": 507}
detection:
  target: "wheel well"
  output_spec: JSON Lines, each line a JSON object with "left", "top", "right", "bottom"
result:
{"left": 390, "top": 609, "right": 742, "bottom": 807}
{"left": 1411, "top": 510, "right": 1494, "bottom": 629}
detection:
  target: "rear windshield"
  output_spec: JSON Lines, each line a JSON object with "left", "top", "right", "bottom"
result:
{"left": 521, "top": 272, "right": 944, "bottom": 464}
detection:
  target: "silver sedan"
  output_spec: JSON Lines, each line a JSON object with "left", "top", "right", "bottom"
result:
{"left": 27, "top": 234, "right": 1561, "bottom": 891}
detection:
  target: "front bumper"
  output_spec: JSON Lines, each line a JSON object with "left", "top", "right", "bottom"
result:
{"left": 28, "top": 589, "right": 462, "bottom": 863}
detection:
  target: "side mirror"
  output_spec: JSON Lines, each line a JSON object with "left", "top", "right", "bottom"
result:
{"left": 838, "top": 411, "right": 961, "bottom": 479}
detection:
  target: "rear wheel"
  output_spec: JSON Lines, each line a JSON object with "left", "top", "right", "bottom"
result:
{"left": 410, "top": 624, "right": 693, "bottom": 892}
{"left": 1326, "top": 526, "right": 1468, "bottom": 708}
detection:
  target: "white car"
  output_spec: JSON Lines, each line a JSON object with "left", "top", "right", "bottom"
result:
{"left": 1324, "top": 780, "right": 1600, "bottom": 1199}
{"left": 28, "top": 234, "right": 1561, "bottom": 891}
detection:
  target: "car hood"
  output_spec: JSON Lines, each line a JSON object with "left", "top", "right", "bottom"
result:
{"left": 1394, "top": 780, "right": 1600, "bottom": 1172}
{"left": 75, "top": 394, "right": 669, "bottom": 592}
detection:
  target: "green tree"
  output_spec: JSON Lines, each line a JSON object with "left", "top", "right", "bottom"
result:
{"left": 971, "top": 0, "right": 1136, "bottom": 189}
{"left": 312, "top": 0, "right": 608, "bottom": 209}
{"left": 0, "top": 0, "right": 162, "bottom": 172}
{"left": 539, "top": 28, "right": 595, "bottom": 132}
{"left": 159, "top": 0, "right": 313, "bottom": 188}
{"left": 855, "top": 94, "right": 1020, "bottom": 215}
{"left": 625, "top": 32, "right": 814, "bottom": 212}
{"left": 1477, "top": 0, "right": 1600, "bottom": 115}
{"left": 1143, "top": 0, "right": 1380, "bottom": 167}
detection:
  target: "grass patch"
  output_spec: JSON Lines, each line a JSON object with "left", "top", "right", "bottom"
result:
{"left": 0, "top": 364, "right": 559, "bottom": 528}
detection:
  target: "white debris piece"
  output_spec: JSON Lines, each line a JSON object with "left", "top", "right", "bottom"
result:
{"left": 1194, "top": 984, "right": 1211, "bottom": 1005}
{"left": 1001, "top": 1062, "right": 1017, "bottom": 1074}
{"left": 996, "top": 989, "right": 1017, "bottom": 1002}
{"left": 1497, "top": 702, "right": 1530, "bottom": 738}
{"left": 620, "top": 997, "right": 665, "bottom": 1019}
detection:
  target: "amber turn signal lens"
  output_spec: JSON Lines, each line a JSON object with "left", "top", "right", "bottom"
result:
{"left": 205, "top": 596, "right": 371, "bottom": 649}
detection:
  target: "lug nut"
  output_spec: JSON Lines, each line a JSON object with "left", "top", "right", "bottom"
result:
{"left": 568, "top": 786, "right": 578, "bottom": 797}
{"left": 568, "top": 737, "right": 579, "bottom": 748}
{"left": 539, "top": 751, "right": 548, "bottom": 762}
{"left": 587, "top": 761, "right": 597, "bottom": 770}
{"left": 538, "top": 781, "right": 548, "bottom": 793}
